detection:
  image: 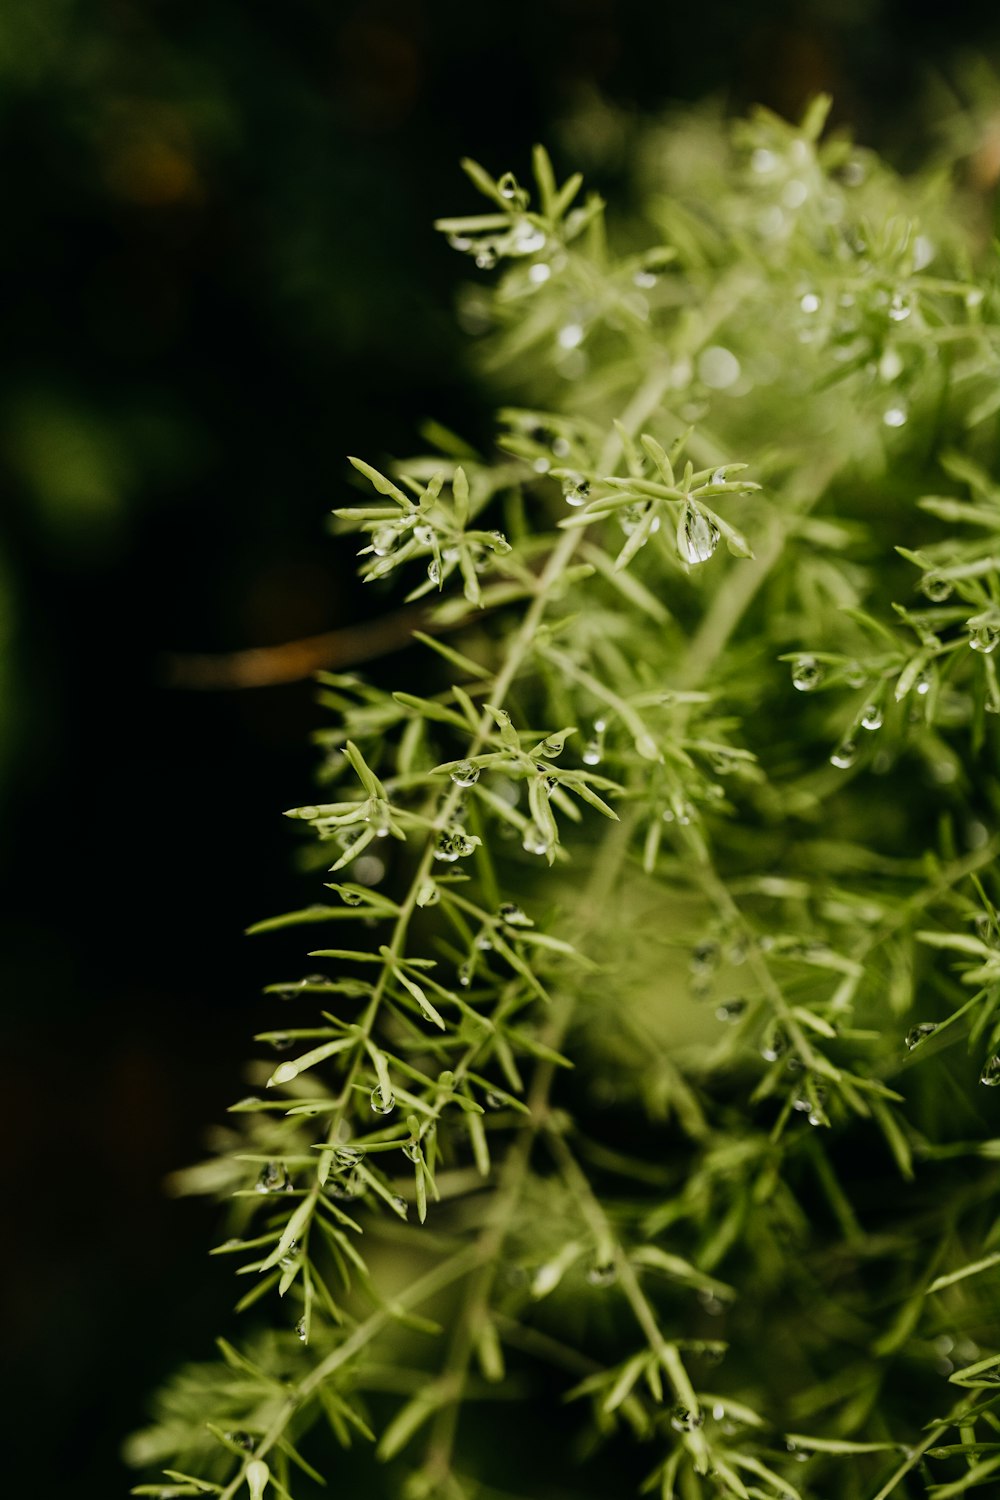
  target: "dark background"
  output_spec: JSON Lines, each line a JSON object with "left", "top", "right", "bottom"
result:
{"left": 2, "top": 1, "right": 1000, "bottom": 1493}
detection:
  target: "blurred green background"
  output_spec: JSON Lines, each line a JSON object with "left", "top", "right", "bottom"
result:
{"left": 3, "top": 1, "right": 1000, "bottom": 1493}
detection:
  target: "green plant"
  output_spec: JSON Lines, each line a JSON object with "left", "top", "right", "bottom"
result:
{"left": 129, "top": 97, "right": 1000, "bottom": 1500}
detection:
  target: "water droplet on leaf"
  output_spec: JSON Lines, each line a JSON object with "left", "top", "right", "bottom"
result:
{"left": 562, "top": 474, "right": 590, "bottom": 506}
{"left": 791, "top": 655, "right": 823, "bottom": 692}
{"left": 256, "top": 1161, "right": 290, "bottom": 1194}
{"left": 522, "top": 823, "right": 549, "bottom": 856}
{"left": 434, "top": 828, "right": 477, "bottom": 862}
{"left": 670, "top": 1404, "right": 704, "bottom": 1433}
{"left": 586, "top": 1262, "right": 617, "bottom": 1287}
{"left": 335, "top": 1145, "right": 365, "bottom": 1166}
{"left": 830, "top": 739, "right": 858, "bottom": 770}
{"left": 450, "top": 760, "right": 480, "bottom": 788}
{"left": 980, "top": 1055, "right": 1000, "bottom": 1087}
{"left": 921, "top": 573, "right": 952, "bottom": 603}
{"left": 970, "top": 624, "right": 1000, "bottom": 655}
{"left": 678, "top": 502, "right": 720, "bottom": 566}
{"left": 371, "top": 1085, "right": 396, "bottom": 1114}
{"left": 860, "top": 705, "right": 883, "bottom": 731}
{"left": 906, "top": 1022, "right": 938, "bottom": 1050}
{"left": 760, "top": 1027, "right": 788, "bottom": 1063}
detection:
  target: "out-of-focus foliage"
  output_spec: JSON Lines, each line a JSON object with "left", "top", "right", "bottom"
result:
{"left": 126, "top": 96, "right": 1000, "bottom": 1500}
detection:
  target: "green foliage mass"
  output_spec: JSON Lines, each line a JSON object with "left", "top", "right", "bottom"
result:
{"left": 129, "top": 98, "right": 1000, "bottom": 1500}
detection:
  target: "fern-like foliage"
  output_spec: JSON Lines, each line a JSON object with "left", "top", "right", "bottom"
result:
{"left": 128, "top": 98, "right": 1000, "bottom": 1500}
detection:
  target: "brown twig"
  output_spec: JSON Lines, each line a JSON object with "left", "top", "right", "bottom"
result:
{"left": 162, "top": 605, "right": 431, "bottom": 690}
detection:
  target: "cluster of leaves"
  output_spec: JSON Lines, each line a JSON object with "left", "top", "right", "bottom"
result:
{"left": 131, "top": 100, "right": 1000, "bottom": 1500}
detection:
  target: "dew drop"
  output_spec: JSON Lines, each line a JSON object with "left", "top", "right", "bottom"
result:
{"left": 586, "top": 1262, "right": 617, "bottom": 1287}
{"left": 715, "top": 998, "right": 747, "bottom": 1023}
{"left": 370, "top": 1085, "right": 396, "bottom": 1115}
{"left": 511, "top": 221, "right": 546, "bottom": 255}
{"left": 799, "top": 291, "right": 820, "bottom": 314}
{"left": 371, "top": 527, "right": 395, "bottom": 557}
{"left": 522, "top": 823, "right": 549, "bottom": 856}
{"left": 457, "top": 961, "right": 472, "bottom": 988}
{"left": 271, "top": 1034, "right": 293, "bottom": 1052}
{"left": 529, "top": 262, "right": 551, "bottom": 285}
{"left": 427, "top": 559, "right": 442, "bottom": 586}
{"left": 914, "top": 669, "right": 932, "bottom": 696}
{"left": 256, "top": 1161, "right": 290, "bottom": 1194}
{"left": 980, "top": 1055, "right": 1000, "bottom": 1087}
{"left": 485, "top": 1090, "right": 506, "bottom": 1109}
{"left": 499, "top": 902, "right": 531, "bottom": 926}
{"left": 690, "top": 940, "right": 720, "bottom": 975}
{"left": 618, "top": 501, "right": 644, "bottom": 536}
{"left": 883, "top": 405, "right": 908, "bottom": 428}
{"left": 450, "top": 760, "right": 480, "bottom": 787}
{"left": 433, "top": 828, "right": 477, "bottom": 862}
{"left": 905, "top": 1022, "right": 938, "bottom": 1050}
{"left": 921, "top": 574, "right": 952, "bottom": 603}
{"left": 860, "top": 705, "right": 883, "bottom": 732}
{"left": 474, "top": 246, "right": 497, "bottom": 271}
{"left": 558, "top": 322, "right": 584, "bottom": 349}
{"left": 328, "top": 1174, "right": 362, "bottom": 1201}
{"left": 562, "top": 474, "right": 590, "bottom": 507}
{"left": 678, "top": 502, "right": 720, "bottom": 566}
{"left": 335, "top": 1145, "right": 365, "bottom": 1167}
{"left": 793, "top": 1085, "right": 827, "bottom": 1113}
{"left": 830, "top": 739, "right": 858, "bottom": 770}
{"left": 888, "top": 292, "right": 912, "bottom": 322}
{"left": 970, "top": 624, "right": 1000, "bottom": 655}
{"left": 760, "top": 1027, "right": 788, "bottom": 1063}
{"left": 497, "top": 171, "right": 520, "bottom": 201}
{"left": 791, "top": 655, "right": 823, "bottom": 692}
{"left": 402, "top": 1140, "right": 422, "bottom": 1162}
{"left": 670, "top": 1404, "right": 704, "bottom": 1433}
{"left": 295, "top": 1317, "right": 307, "bottom": 1343}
